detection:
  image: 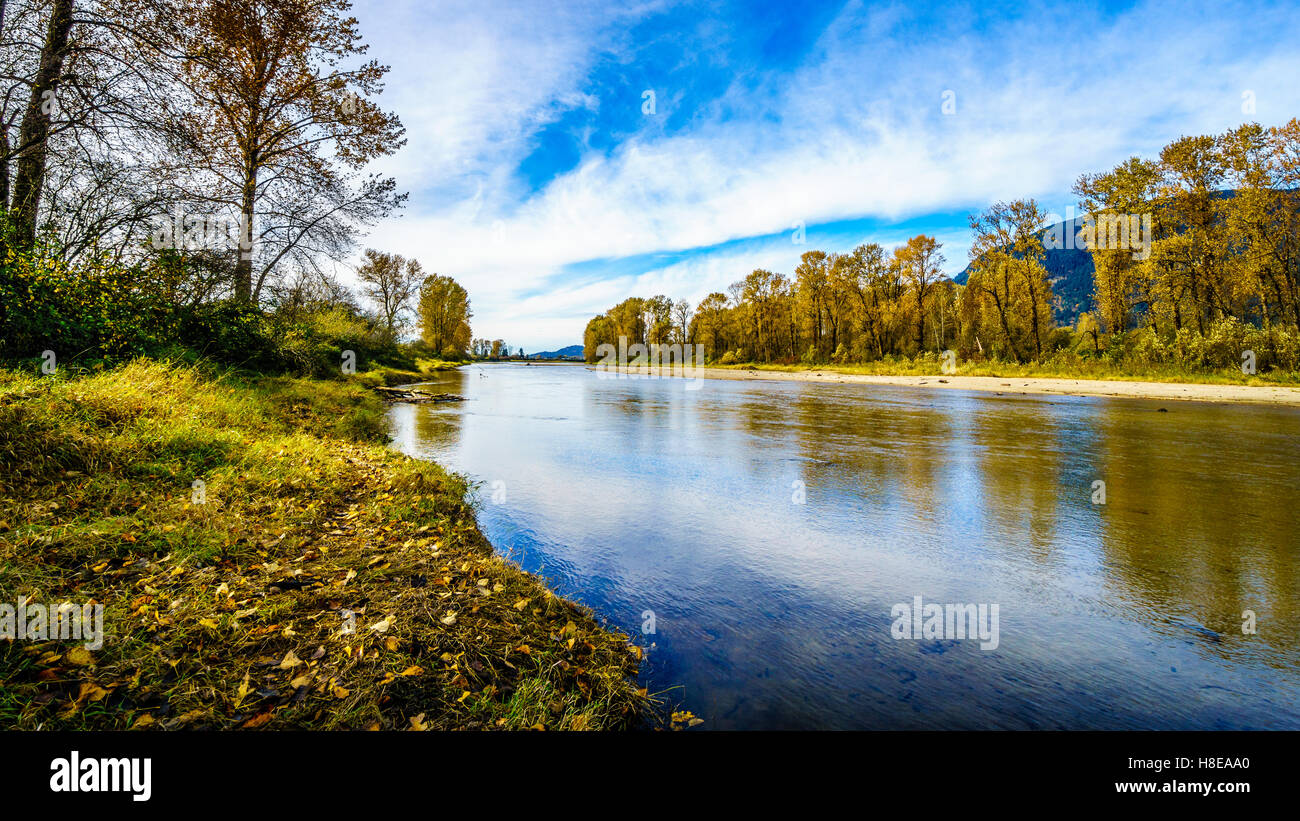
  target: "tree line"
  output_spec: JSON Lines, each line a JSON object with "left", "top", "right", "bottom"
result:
{"left": 584, "top": 119, "right": 1300, "bottom": 373}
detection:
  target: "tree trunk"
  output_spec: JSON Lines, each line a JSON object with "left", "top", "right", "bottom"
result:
{"left": 0, "top": 0, "right": 10, "bottom": 211}
{"left": 1028, "top": 290, "right": 1043, "bottom": 358}
{"left": 9, "top": 0, "right": 75, "bottom": 251}
{"left": 235, "top": 167, "right": 256, "bottom": 301}
{"left": 914, "top": 290, "right": 926, "bottom": 352}
{"left": 990, "top": 287, "right": 1020, "bottom": 363}
{"left": 0, "top": 122, "right": 10, "bottom": 213}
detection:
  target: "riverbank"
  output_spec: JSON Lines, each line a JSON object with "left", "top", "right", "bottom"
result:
{"left": 0, "top": 360, "right": 651, "bottom": 730}
{"left": 594, "top": 364, "right": 1300, "bottom": 405}
{"left": 354, "top": 358, "right": 463, "bottom": 387}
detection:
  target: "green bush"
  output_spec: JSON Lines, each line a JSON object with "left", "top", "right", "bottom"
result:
{"left": 1, "top": 244, "right": 410, "bottom": 377}
{"left": 180, "top": 300, "right": 282, "bottom": 370}
{"left": 0, "top": 247, "right": 180, "bottom": 362}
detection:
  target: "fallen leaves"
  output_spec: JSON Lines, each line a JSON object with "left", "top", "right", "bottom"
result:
{"left": 74, "top": 682, "right": 112, "bottom": 707}
{"left": 0, "top": 368, "right": 654, "bottom": 732}
{"left": 63, "top": 647, "right": 94, "bottom": 667}
{"left": 241, "top": 710, "right": 274, "bottom": 729}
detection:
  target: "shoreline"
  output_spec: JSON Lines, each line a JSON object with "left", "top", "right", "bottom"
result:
{"left": 0, "top": 361, "right": 652, "bottom": 730}
{"left": 592, "top": 364, "right": 1300, "bottom": 406}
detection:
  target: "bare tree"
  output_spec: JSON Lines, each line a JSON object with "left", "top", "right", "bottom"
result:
{"left": 355, "top": 248, "right": 422, "bottom": 338}
{"left": 141, "top": 0, "right": 407, "bottom": 301}
{"left": 672, "top": 298, "right": 692, "bottom": 344}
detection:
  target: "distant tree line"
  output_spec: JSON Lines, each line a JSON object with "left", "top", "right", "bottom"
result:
{"left": 469, "top": 339, "right": 522, "bottom": 360}
{"left": 585, "top": 120, "right": 1300, "bottom": 373}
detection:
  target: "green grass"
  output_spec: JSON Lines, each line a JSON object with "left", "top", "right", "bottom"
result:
{"left": 0, "top": 359, "right": 653, "bottom": 730}
{"left": 355, "top": 358, "right": 462, "bottom": 388}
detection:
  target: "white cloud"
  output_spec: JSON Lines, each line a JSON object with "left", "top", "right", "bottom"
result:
{"left": 348, "top": 0, "right": 1300, "bottom": 350}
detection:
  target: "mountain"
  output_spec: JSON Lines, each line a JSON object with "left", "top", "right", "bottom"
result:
{"left": 953, "top": 215, "right": 1095, "bottom": 326}
{"left": 526, "top": 345, "right": 584, "bottom": 360}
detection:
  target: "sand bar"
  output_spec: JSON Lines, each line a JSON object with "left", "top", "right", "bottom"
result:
{"left": 589, "top": 365, "right": 1300, "bottom": 406}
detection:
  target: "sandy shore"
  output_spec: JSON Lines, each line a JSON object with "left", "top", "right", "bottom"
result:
{"left": 588, "top": 364, "right": 1300, "bottom": 406}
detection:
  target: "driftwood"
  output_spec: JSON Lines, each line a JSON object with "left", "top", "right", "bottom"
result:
{"left": 372, "top": 385, "right": 466, "bottom": 404}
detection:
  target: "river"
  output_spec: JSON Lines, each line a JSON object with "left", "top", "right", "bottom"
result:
{"left": 387, "top": 362, "right": 1300, "bottom": 729}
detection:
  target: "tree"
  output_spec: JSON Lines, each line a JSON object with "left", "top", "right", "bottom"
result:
{"left": 1074, "top": 157, "right": 1161, "bottom": 334}
{"left": 582, "top": 315, "right": 611, "bottom": 363}
{"left": 895, "top": 235, "right": 945, "bottom": 352}
{"left": 845, "top": 242, "right": 896, "bottom": 358}
{"left": 966, "top": 202, "right": 1052, "bottom": 361}
{"left": 7, "top": 0, "right": 74, "bottom": 251}
{"left": 743, "top": 268, "right": 781, "bottom": 360}
{"left": 155, "top": 0, "right": 407, "bottom": 301}
{"left": 355, "top": 248, "right": 421, "bottom": 337}
{"left": 794, "top": 250, "right": 828, "bottom": 357}
{"left": 416, "top": 273, "right": 471, "bottom": 358}
{"left": 1220, "top": 120, "right": 1300, "bottom": 328}
{"left": 1155, "top": 135, "right": 1228, "bottom": 334}
{"left": 825, "top": 252, "right": 855, "bottom": 356}
{"left": 672, "top": 298, "right": 692, "bottom": 344}
{"left": 2, "top": 0, "right": 205, "bottom": 263}
{"left": 692, "top": 292, "right": 728, "bottom": 358}
{"left": 642, "top": 294, "right": 673, "bottom": 344}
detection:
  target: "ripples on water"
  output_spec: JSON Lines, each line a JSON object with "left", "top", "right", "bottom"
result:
{"left": 387, "top": 363, "right": 1300, "bottom": 729}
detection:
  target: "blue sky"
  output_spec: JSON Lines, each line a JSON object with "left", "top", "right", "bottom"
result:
{"left": 349, "top": 0, "right": 1300, "bottom": 352}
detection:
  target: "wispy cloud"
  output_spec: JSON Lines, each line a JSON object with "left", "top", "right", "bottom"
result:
{"left": 351, "top": 0, "right": 1300, "bottom": 350}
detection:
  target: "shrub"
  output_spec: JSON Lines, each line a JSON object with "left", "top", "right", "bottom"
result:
{"left": 0, "top": 248, "right": 180, "bottom": 362}
{"left": 1, "top": 243, "right": 410, "bottom": 377}
{"left": 180, "top": 300, "right": 282, "bottom": 371}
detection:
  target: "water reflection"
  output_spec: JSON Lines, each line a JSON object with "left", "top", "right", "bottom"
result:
{"left": 387, "top": 364, "right": 1300, "bottom": 729}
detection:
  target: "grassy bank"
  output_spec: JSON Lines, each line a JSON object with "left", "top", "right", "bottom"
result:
{"left": 0, "top": 360, "right": 651, "bottom": 730}
{"left": 355, "top": 357, "right": 462, "bottom": 387}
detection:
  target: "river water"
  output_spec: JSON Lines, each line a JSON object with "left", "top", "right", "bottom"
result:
{"left": 386, "top": 363, "right": 1300, "bottom": 729}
